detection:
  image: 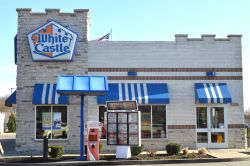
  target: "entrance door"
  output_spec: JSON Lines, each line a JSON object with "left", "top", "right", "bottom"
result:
{"left": 196, "top": 107, "right": 227, "bottom": 148}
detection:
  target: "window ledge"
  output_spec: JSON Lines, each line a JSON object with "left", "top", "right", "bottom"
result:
{"left": 100, "top": 138, "right": 168, "bottom": 142}
{"left": 141, "top": 138, "right": 168, "bottom": 141}
{"left": 33, "top": 139, "right": 69, "bottom": 142}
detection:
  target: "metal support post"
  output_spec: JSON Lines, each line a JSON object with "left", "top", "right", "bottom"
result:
{"left": 79, "top": 95, "right": 86, "bottom": 160}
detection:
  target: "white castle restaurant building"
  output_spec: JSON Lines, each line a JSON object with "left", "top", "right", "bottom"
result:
{"left": 6, "top": 8, "right": 245, "bottom": 154}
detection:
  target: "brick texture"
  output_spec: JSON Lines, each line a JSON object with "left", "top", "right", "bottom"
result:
{"left": 228, "top": 124, "right": 245, "bottom": 128}
{"left": 16, "top": 9, "right": 89, "bottom": 154}
{"left": 88, "top": 68, "right": 242, "bottom": 72}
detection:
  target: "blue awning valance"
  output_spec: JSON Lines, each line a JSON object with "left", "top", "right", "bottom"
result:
{"left": 5, "top": 90, "right": 16, "bottom": 107}
{"left": 97, "top": 83, "right": 170, "bottom": 105}
{"left": 33, "top": 84, "right": 69, "bottom": 105}
{"left": 195, "top": 83, "right": 232, "bottom": 104}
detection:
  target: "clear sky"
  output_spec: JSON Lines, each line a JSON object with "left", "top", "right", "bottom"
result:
{"left": 0, "top": 0, "right": 249, "bottom": 110}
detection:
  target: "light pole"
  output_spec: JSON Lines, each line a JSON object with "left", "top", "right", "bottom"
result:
{"left": 10, "top": 88, "right": 15, "bottom": 113}
{"left": 11, "top": 88, "right": 15, "bottom": 94}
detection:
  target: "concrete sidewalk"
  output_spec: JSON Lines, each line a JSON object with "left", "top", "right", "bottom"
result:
{"left": 207, "top": 148, "right": 250, "bottom": 158}
{"left": 0, "top": 133, "right": 16, "bottom": 140}
{"left": 140, "top": 148, "right": 250, "bottom": 159}
{"left": 3, "top": 149, "right": 250, "bottom": 160}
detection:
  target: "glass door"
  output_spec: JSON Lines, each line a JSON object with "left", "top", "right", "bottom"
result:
{"left": 196, "top": 107, "right": 227, "bottom": 148}
{"left": 196, "top": 107, "right": 209, "bottom": 148}
{"left": 209, "top": 107, "right": 227, "bottom": 148}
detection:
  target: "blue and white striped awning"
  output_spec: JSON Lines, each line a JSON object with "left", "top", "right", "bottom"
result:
{"left": 5, "top": 90, "right": 16, "bottom": 107}
{"left": 195, "top": 83, "right": 232, "bottom": 104}
{"left": 97, "top": 83, "right": 170, "bottom": 104}
{"left": 32, "top": 84, "right": 69, "bottom": 105}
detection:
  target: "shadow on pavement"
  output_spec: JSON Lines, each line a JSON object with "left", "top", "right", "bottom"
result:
{"left": 0, "top": 139, "right": 16, "bottom": 156}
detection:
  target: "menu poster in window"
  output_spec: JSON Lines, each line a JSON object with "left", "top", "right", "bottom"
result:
{"left": 129, "top": 113, "right": 138, "bottom": 123}
{"left": 118, "top": 124, "right": 128, "bottom": 145}
{"left": 108, "top": 113, "right": 117, "bottom": 123}
{"left": 108, "top": 124, "right": 117, "bottom": 133}
{"left": 118, "top": 134, "right": 128, "bottom": 144}
{"left": 52, "top": 112, "right": 61, "bottom": 130}
{"left": 42, "top": 112, "right": 51, "bottom": 130}
{"left": 129, "top": 123, "right": 139, "bottom": 145}
{"left": 108, "top": 133, "right": 117, "bottom": 145}
{"left": 118, "top": 124, "right": 127, "bottom": 133}
{"left": 129, "top": 134, "right": 139, "bottom": 145}
{"left": 118, "top": 113, "right": 127, "bottom": 123}
{"left": 129, "top": 124, "right": 138, "bottom": 133}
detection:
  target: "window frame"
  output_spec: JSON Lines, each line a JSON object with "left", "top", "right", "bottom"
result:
{"left": 151, "top": 105, "right": 167, "bottom": 139}
{"left": 195, "top": 104, "right": 228, "bottom": 148}
{"left": 196, "top": 107, "right": 208, "bottom": 129}
{"left": 34, "top": 105, "right": 69, "bottom": 141}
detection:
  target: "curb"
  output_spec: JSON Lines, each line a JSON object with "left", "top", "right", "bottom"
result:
{"left": 1, "top": 157, "right": 250, "bottom": 165}
{"left": 62, "top": 157, "right": 250, "bottom": 165}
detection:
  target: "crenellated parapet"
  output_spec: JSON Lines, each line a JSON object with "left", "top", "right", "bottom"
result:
{"left": 16, "top": 8, "right": 89, "bottom": 16}
{"left": 175, "top": 34, "right": 242, "bottom": 42}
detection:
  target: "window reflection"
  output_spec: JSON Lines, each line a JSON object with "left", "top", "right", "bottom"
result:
{"left": 52, "top": 106, "right": 67, "bottom": 139}
{"left": 197, "top": 107, "right": 207, "bottom": 128}
{"left": 211, "top": 132, "right": 225, "bottom": 143}
{"left": 197, "top": 132, "right": 208, "bottom": 143}
{"left": 210, "top": 107, "right": 224, "bottom": 128}
{"left": 36, "top": 106, "right": 67, "bottom": 140}
{"left": 139, "top": 105, "right": 151, "bottom": 138}
{"left": 152, "top": 106, "right": 166, "bottom": 138}
{"left": 36, "top": 106, "right": 51, "bottom": 139}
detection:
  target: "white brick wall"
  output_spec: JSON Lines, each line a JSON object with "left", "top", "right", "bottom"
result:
{"left": 88, "top": 36, "right": 242, "bottom": 68}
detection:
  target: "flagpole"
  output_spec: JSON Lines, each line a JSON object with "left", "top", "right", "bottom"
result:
{"left": 110, "top": 28, "right": 112, "bottom": 41}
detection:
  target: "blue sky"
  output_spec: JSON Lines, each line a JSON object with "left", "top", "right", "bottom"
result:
{"left": 0, "top": 0, "right": 249, "bottom": 110}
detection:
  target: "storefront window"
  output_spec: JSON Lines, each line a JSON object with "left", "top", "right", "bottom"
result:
{"left": 36, "top": 106, "right": 67, "bottom": 139}
{"left": 52, "top": 106, "right": 67, "bottom": 139}
{"left": 152, "top": 106, "right": 166, "bottom": 138}
{"left": 197, "top": 132, "right": 208, "bottom": 143}
{"left": 210, "top": 107, "right": 224, "bottom": 128}
{"left": 211, "top": 132, "right": 225, "bottom": 143}
{"left": 139, "top": 105, "right": 151, "bottom": 138}
{"left": 197, "top": 107, "right": 207, "bottom": 128}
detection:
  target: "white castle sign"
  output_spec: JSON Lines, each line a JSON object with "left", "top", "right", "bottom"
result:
{"left": 28, "top": 21, "right": 77, "bottom": 61}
